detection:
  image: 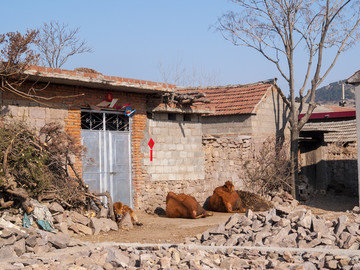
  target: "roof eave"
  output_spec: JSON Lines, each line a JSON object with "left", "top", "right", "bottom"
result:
{"left": 24, "top": 67, "right": 175, "bottom": 94}
{"left": 346, "top": 70, "right": 360, "bottom": 85}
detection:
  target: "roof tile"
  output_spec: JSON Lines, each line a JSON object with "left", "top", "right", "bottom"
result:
{"left": 177, "top": 81, "right": 274, "bottom": 115}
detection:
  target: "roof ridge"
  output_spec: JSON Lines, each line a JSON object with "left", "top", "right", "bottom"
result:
{"left": 176, "top": 78, "right": 277, "bottom": 91}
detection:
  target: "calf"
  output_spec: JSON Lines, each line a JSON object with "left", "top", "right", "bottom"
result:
{"left": 166, "top": 192, "right": 212, "bottom": 219}
{"left": 113, "top": 201, "right": 142, "bottom": 226}
{"left": 208, "top": 181, "right": 247, "bottom": 213}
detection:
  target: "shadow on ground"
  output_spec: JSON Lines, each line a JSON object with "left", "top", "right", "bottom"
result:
{"left": 302, "top": 191, "right": 358, "bottom": 212}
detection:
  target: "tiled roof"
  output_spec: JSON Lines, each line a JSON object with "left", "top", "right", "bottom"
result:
{"left": 177, "top": 80, "right": 275, "bottom": 116}
{"left": 302, "top": 119, "right": 357, "bottom": 142}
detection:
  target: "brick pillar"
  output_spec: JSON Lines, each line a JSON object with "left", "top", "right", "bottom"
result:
{"left": 64, "top": 109, "right": 82, "bottom": 178}
{"left": 131, "top": 112, "right": 147, "bottom": 208}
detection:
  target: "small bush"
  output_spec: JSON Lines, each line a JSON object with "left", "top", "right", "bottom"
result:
{"left": 242, "top": 136, "right": 291, "bottom": 196}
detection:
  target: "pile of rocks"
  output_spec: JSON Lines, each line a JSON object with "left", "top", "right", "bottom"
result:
{"left": 186, "top": 206, "right": 360, "bottom": 251}
{"left": 49, "top": 202, "right": 118, "bottom": 236}
{"left": 0, "top": 216, "right": 85, "bottom": 259}
{"left": 2, "top": 242, "right": 360, "bottom": 269}
{"left": 2, "top": 196, "right": 360, "bottom": 269}
{"left": 2, "top": 202, "right": 119, "bottom": 237}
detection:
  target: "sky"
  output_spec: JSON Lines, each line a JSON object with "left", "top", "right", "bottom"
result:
{"left": 2, "top": 0, "right": 360, "bottom": 95}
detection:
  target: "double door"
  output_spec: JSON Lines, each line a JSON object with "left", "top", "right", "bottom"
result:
{"left": 81, "top": 111, "right": 132, "bottom": 206}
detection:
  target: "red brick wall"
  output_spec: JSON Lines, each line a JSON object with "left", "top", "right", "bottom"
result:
{"left": 64, "top": 109, "right": 82, "bottom": 178}
{"left": 2, "top": 82, "right": 149, "bottom": 207}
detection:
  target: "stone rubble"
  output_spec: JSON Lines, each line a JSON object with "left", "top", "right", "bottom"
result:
{"left": 186, "top": 205, "right": 360, "bottom": 251}
{"left": 1, "top": 196, "right": 360, "bottom": 269}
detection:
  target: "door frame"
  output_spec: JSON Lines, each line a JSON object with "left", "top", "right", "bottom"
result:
{"left": 80, "top": 109, "right": 132, "bottom": 207}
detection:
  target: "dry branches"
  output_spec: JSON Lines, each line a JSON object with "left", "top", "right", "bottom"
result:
{"left": 163, "top": 91, "right": 210, "bottom": 105}
{"left": 242, "top": 136, "right": 291, "bottom": 197}
{"left": 0, "top": 120, "right": 90, "bottom": 211}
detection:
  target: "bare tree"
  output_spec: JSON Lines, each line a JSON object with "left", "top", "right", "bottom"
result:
{"left": 217, "top": 0, "right": 360, "bottom": 197}
{"left": 37, "top": 21, "right": 92, "bottom": 68}
{"left": 0, "top": 30, "right": 41, "bottom": 102}
{"left": 0, "top": 30, "right": 84, "bottom": 106}
{"left": 158, "top": 55, "right": 220, "bottom": 87}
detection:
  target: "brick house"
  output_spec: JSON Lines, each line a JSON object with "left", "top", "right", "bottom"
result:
{"left": 1, "top": 66, "right": 177, "bottom": 209}
{"left": 1, "top": 67, "right": 290, "bottom": 211}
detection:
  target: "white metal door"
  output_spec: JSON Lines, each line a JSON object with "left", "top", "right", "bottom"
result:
{"left": 81, "top": 111, "right": 132, "bottom": 206}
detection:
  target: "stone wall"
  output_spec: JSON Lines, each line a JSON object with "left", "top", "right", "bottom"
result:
{"left": 1, "top": 100, "right": 68, "bottom": 132}
{"left": 300, "top": 141, "right": 358, "bottom": 196}
{"left": 203, "top": 135, "right": 253, "bottom": 192}
{"left": 138, "top": 134, "right": 257, "bottom": 212}
{"left": 325, "top": 142, "right": 358, "bottom": 192}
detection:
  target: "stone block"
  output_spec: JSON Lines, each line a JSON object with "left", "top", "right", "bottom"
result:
{"left": 335, "top": 215, "right": 348, "bottom": 235}
{"left": 70, "top": 211, "right": 90, "bottom": 226}
{"left": 99, "top": 207, "right": 108, "bottom": 218}
{"left": 49, "top": 202, "right": 65, "bottom": 214}
{"left": 77, "top": 224, "right": 93, "bottom": 235}
{"left": 29, "top": 107, "right": 46, "bottom": 119}
{"left": 118, "top": 213, "right": 133, "bottom": 229}
{"left": 12, "top": 238, "right": 26, "bottom": 257}
{"left": 48, "top": 233, "right": 71, "bottom": 249}
{"left": 106, "top": 249, "right": 129, "bottom": 268}
{"left": 0, "top": 246, "right": 16, "bottom": 259}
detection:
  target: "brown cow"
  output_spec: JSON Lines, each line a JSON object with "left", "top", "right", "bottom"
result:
{"left": 166, "top": 192, "right": 212, "bottom": 219}
{"left": 113, "top": 201, "right": 142, "bottom": 226}
{"left": 208, "top": 181, "right": 247, "bottom": 213}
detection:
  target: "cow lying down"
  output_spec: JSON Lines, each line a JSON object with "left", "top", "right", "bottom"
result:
{"left": 113, "top": 201, "right": 142, "bottom": 226}
{"left": 166, "top": 192, "right": 213, "bottom": 219}
{"left": 208, "top": 181, "right": 247, "bottom": 213}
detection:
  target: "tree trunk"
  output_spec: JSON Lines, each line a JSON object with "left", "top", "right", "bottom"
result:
{"left": 290, "top": 128, "right": 300, "bottom": 199}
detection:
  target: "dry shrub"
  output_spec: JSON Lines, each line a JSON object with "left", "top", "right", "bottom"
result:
{"left": 242, "top": 136, "right": 291, "bottom": 196}
{"left": 237, "top": 190, "right": 273, "bottom": 212}
{"left": 0, "top": 119, "right": 87, "bottom": 208}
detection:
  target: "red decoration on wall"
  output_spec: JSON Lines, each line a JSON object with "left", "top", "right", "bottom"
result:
{"left": 106, "top": 92, "right": 113, "bottom": 102}
{"left": 148, "top": 138, "right": 155, "bottom": 161}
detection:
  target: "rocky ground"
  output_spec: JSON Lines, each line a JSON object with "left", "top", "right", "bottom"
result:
{"left": 0, "top": 193, "right": 359, "bottom": 269}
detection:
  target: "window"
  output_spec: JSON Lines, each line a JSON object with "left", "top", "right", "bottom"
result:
{"left": 168, "top": 113, "right": 177, "bottom": 121}
{"left": 81, "top": 111, "right": 129, "bottom": 131}
{"left": 183, "top": 114, "right": 192, "bottom": 122}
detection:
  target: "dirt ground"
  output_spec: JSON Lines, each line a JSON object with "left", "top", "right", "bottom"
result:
{"left": 75, "top": 193, "right": 358, "bottom": 245}
{"left": 76, "top": 211, "right": 235, "bottom": 244}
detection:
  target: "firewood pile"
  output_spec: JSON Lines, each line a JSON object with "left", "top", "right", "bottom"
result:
{"left": 0, "top": 119, "right": 113, "bottom": 220}
{"left": 163, "top": 91, "right": 210, "bottom": 105}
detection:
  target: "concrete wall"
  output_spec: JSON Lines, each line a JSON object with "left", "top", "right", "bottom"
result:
{"left": 143, "top": 113, "right": 205, "bottom": 182}
{"left": 137, "top": 112, "right": 207, "bottom": 211}
{"left": 252, "top": 88, "right": 289, "bottom": 140}
{"left": 201, "top": 114, "right": 252, "bottom": 136}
